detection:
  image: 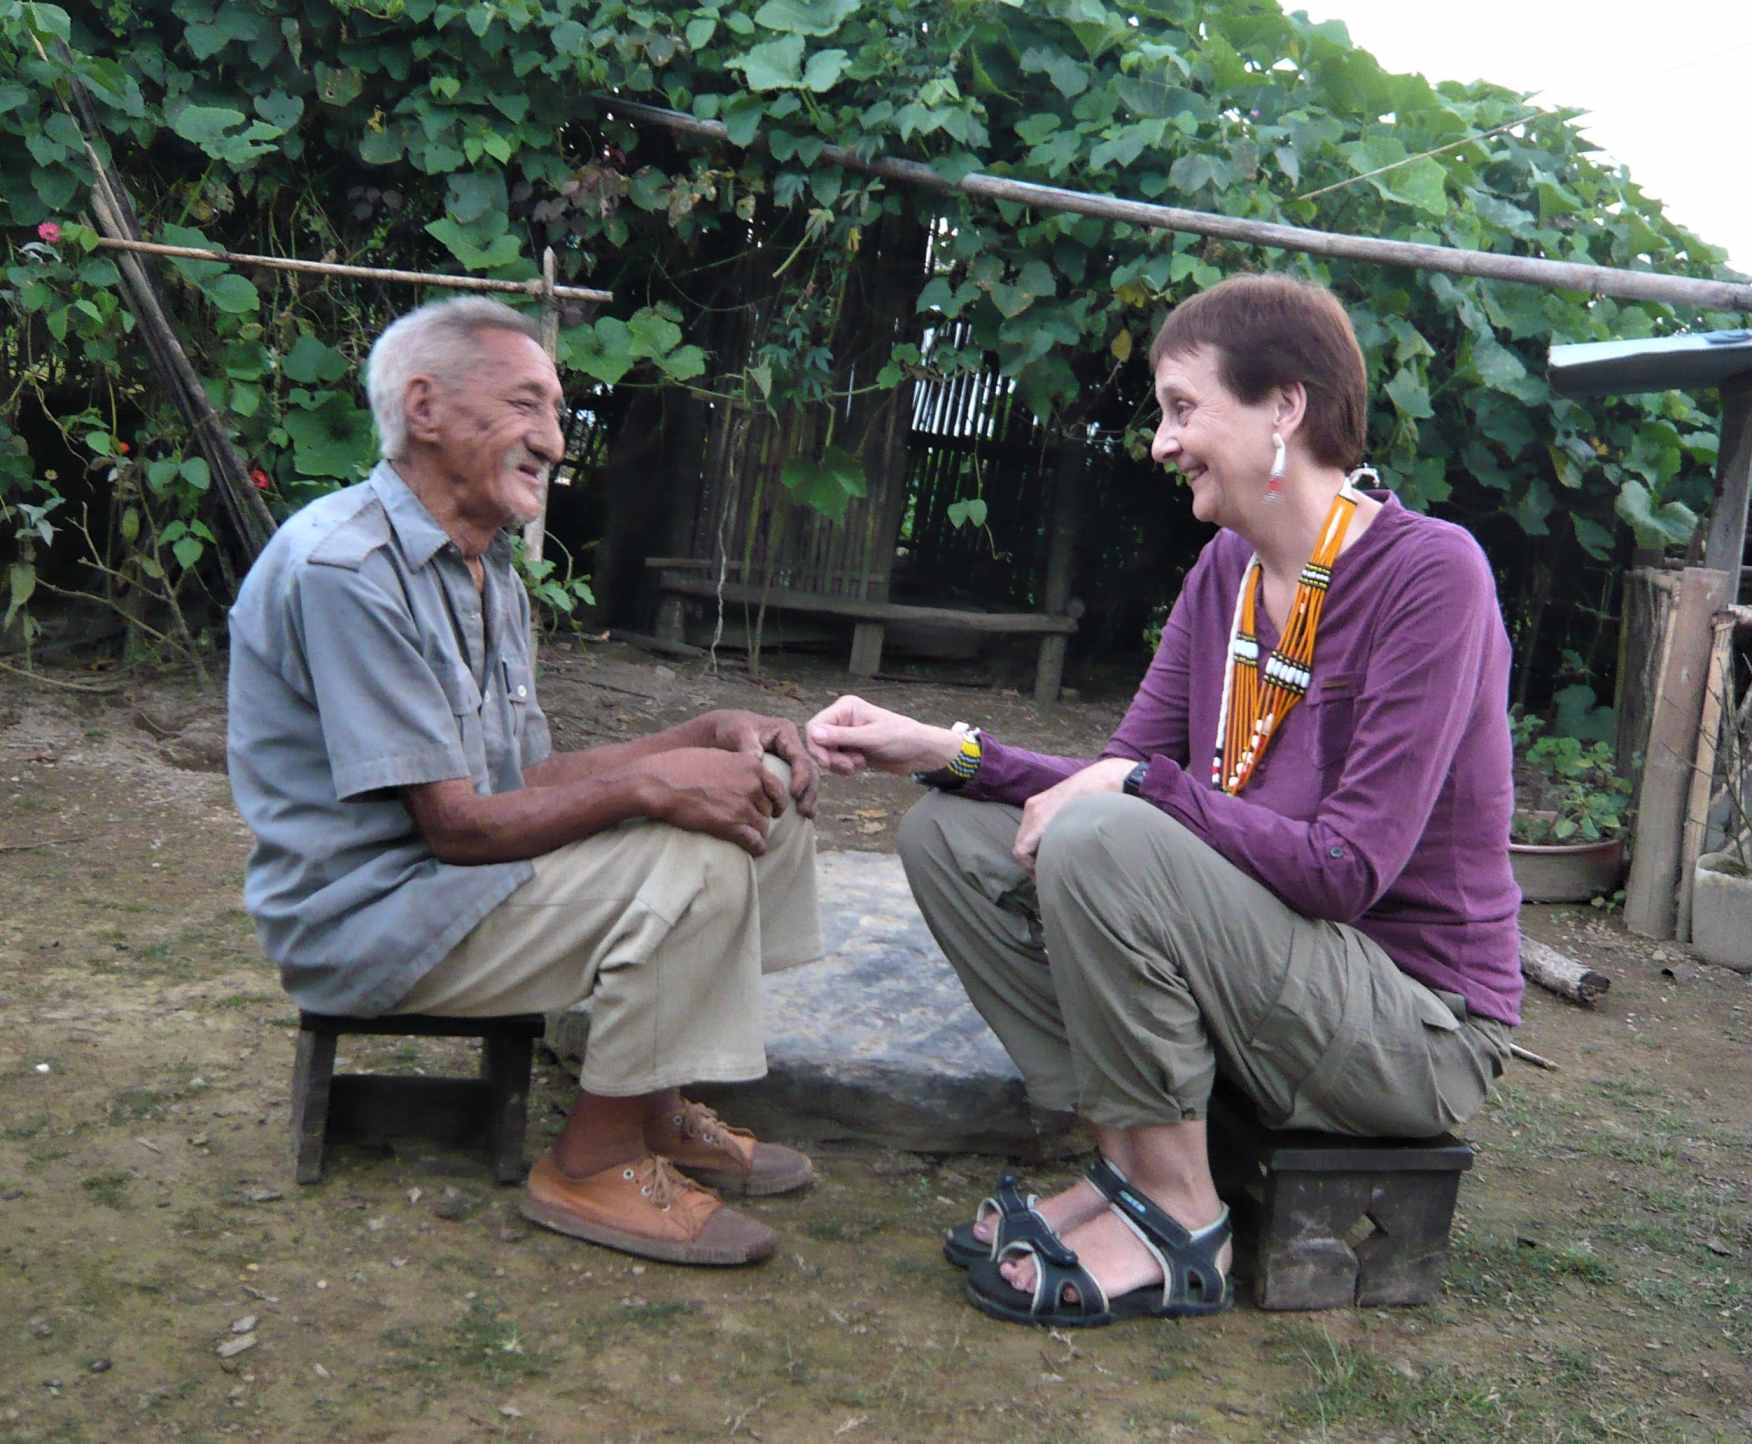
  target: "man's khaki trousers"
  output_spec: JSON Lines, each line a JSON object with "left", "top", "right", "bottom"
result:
{"left": 897, "top": 790, "right": 1507, "bottom": 1136}
{"left": 398, "top": 759, "right": 819, "bottom": 1098}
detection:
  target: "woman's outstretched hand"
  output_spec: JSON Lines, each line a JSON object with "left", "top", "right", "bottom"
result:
{"left": 805, "top": 694, "right": 961, "bottom": 777}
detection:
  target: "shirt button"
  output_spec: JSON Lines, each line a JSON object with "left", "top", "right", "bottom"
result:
{"left": 516, "top": 685, "right": 527, "bottom": 698}
{"left": 1328, "top": 845, "right": 1345, "bottom": 858}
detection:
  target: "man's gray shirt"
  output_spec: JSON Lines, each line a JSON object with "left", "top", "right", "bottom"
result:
{"left": 227, "top": 462, "right": 553, "bottom": 1015}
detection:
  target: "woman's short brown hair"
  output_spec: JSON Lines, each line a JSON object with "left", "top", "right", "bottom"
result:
{"left": 1149, "top": 273, "right": 1368, "bottom": 470}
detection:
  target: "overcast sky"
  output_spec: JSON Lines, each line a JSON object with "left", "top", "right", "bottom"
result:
{"left": 1300, "top": 0, "right": 1752, "bottom": 274}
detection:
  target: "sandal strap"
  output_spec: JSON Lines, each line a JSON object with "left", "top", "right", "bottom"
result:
{"left": 997, "top": 1240, "right": 1107, "bottom": 1319}
{"left": 971, "top": 1173, "right": 1055, "bottom": 1260}
{"left": 1084, "top": 1155, "right": 1231, "bottom": 1310}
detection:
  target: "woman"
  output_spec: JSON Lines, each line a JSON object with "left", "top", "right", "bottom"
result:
{"left": 806, "top": 273, "right": 1521, "bottom": 1328}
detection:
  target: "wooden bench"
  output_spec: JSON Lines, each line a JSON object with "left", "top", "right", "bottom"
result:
{"left": 646, "top": 559, "right": 1078, "bottom": 704}
{"left": 291, "top": 1012, "right": 544, "bottom": 1185}
{"left": 1207, "top": 1084, "right": 1475, "bottom": 1310}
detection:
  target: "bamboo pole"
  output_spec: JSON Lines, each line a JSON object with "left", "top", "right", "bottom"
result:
{"left": 93, "top": 235, "right": 612, "bottom": 304}
{"left": 606, "top": 98, "right": 1752, "bottom": 315}
{"left": 1676, "top": 617, "right": 1737, "bottom": 942}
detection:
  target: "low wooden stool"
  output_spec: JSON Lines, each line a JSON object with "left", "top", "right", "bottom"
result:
{"left": 1208, "top": 1085, "right": 1474, "bottom": 1310}
{"left": 291, "top": 1012, "right": 544, "bottom": 1185}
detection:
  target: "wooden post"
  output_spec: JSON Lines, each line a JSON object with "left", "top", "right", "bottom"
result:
{"left": 848, "top": 621, "right": 885, "bottom": 677}
{"left": 1700, "top": 375, "right": 1752, "bottom": 588}
{"left": 1034, "top": 440, "right": 1083, "bottom": 705}
{"left": 1677, "top": 618, "right": 1736, "bottom": 942}
{"left": 1624, "top": 566, "right": 1736, "bottom": 938}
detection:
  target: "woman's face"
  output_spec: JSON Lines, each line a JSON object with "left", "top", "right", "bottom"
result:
{"left": 1149, "top": 345, "right": 1276, "bottom": 529}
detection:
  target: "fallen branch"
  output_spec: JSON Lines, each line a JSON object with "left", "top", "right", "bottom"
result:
{"left": 1520, "top": 932, "right": 1612, "bottom": 1008}
{"left": 1509, "top": 1041, "right": 1559, "bottom": 1071}
{"left": 0, "top": 836, "right": 85, "bottom": 852}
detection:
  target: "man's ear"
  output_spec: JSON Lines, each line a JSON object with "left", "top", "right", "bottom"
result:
{"left": 404, "top": 376, "right": 443, "bottom": 445}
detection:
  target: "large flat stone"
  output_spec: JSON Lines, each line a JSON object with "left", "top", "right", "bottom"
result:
{"left": 546, "top": 849, "right": 1074, "bottom": 1157}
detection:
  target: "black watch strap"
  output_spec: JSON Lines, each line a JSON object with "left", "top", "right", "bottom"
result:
{"left": 1123, "top": 761, "right": 1149, "bottom": 797}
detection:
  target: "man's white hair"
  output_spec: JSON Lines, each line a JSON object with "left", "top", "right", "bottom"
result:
{"left": 364, "top": 296, "right": 542, "bottom": 460}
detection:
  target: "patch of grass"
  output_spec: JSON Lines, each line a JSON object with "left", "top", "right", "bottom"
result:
{"left": 803, "top": 1214, "right": 890, "bottom": 1244}
{"left": 209, "top": 993, "right": 274, "bottom": 1011}
{"left": 448, "top": 1296, "right": 549, "bottom": 1385}
{"left": 2, "top": 1113, "right": 49, "bottom": 1141}
{"left": 1273, "top": 1324, "right": 1666, "bottom": 1443}
{"left": 81, "top": 1170, "right": 133, "bottom": 1208}
{"left": 107, "top": 1086, "right": 173, "bottom": 1123}
{"left": 1445, "top": 1234, "right": 1615, "bottom": 1305}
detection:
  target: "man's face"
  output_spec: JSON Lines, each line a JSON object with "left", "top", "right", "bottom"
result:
{"left": 427, "top": 327, "right": 567, "bottom": 527}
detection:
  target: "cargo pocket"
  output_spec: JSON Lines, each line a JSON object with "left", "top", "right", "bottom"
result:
{"left": 1297, "top": 984, "right": 1470, "bottom": 1137}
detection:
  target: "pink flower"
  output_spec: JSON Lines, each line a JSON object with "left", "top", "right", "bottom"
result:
{"left": 36, "top": 221, "right": 62, "bottom": 244}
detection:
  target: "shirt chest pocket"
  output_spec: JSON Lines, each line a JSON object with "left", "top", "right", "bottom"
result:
{"left": 437, "top": 663, "right": 488, "bottom": 783}
{"left": 1300, "top": 672, "right": 1361, "bottom": 771}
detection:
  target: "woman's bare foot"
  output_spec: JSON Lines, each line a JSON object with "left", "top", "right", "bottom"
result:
{"left": 970, "top": 1175, "right": 1107, "bottom": 1246}
{"left": 998, "top": 1200, "right": 1232, "bottom": 1305}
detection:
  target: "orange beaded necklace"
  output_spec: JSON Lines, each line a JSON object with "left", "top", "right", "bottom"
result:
{"left": 1211, "top": 481, "right": 1364, "bottom": 795}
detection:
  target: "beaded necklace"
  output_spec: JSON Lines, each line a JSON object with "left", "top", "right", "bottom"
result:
{"left": 1210, "top": 479, "right": 1365, "bottom": 795}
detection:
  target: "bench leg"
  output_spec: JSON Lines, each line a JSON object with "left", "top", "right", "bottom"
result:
{"left": 482, "top": 1032, "right": 534, "bottom": 1184}
{"left": 848, "top": 621, "right": 884, "bottom": 677}
{"left": 655, "top": 595, "right": 687, "bottom": 646}
{"left": 291, "top": 1027, "right": 338, "bottom": 1185}
{"left": 1034, "top": 633, "right": 1068, "bottom": 705}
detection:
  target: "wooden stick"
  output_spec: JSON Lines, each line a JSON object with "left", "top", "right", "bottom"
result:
{"left": 1677, "top": 617, "right": 1736, "bottom": 942}
{"left": 606, "top": 98, "right": 1752, "bottom": 315}
{"left": 1509, "top": 1042, "right": 1559, "bottom": 1071}
{"left": 1520, "top": 932, "right": 1612, "bottom": 1008}
{"left": 94, "top": 235, "right": 612, "bottom": 303}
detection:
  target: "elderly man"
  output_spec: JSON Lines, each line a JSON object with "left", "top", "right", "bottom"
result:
{"left": 227, "top": 297, "right": 821, "bottom": 1267}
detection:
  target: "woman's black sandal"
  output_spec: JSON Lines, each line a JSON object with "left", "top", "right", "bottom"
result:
{"left": 942, "top": 1172, "right": 1057, "bottom": 1269}
{"left": 964, "top": 1156, "right": 1233, "bottom": 1327}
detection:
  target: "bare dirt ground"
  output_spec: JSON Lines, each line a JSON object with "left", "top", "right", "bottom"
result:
{"left": 2, "top": 640, "right": 1750, "bottom": 1443}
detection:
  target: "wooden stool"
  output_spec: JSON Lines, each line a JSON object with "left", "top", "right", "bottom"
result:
{"left": 1208, "top": 1085, "right": 1475, "bottom": 1310}
{"left": 291, "top": 1012, "right": 545, "bottom": 1185}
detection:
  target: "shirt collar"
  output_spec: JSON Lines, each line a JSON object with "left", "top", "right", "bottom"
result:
{"left": 366, "top": 461, "right": 517, "bottom": 571}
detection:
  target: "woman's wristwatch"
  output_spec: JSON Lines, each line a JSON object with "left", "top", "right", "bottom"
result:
{"left": 913, "top": 722, "right": 983, "bottom": 789}
{"left": 1123, "top": 760, "right": 1149, "bottom": 796}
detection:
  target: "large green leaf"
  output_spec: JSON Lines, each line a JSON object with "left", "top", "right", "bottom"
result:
{"left": 1615, "top": 481, "right": 1698, "bottom": 549}
{"left": 753, "top": 0, "right": 859, "bottom": 36}
{"left": 729, "top": 35, "right": 805, "bottom": 90}
{"left": 780, "top": 445, "right": 866, "bottom": 523}
{"left": 171, "top": 104, "right": 246, "bottom": 145}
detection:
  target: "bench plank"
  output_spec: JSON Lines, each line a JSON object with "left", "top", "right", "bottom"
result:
{"left": 652, "top": 572, "right": 1078, "bottom": 635}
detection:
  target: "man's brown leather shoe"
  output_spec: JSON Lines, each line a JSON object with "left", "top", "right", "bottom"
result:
{"left": 520, "top": 1154, "right": 776, "bottom": 1265}
{"left": 646, "top": 1099, "right": 815, "bottom": 1198}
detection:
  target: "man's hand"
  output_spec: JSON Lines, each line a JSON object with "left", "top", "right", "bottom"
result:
{"left": 1012, "top": 757, "right": 1137, "bottom": 874}
{"left": 805, "top": 694, "right": 960, "bottom": 777}
{"left": 682, "top": 709, "right": 819, "bottom": 819}
{"left": 642, "top": 747, "right": 789, "bottom": 856}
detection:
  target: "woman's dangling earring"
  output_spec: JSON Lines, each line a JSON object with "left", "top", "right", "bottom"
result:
{"left": 1264, "top": 431, "right": 1286, "bottom": 502}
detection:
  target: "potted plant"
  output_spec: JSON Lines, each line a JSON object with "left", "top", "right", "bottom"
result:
{"left": 1509, "top": 716, "right": 1632, "bottom": 904}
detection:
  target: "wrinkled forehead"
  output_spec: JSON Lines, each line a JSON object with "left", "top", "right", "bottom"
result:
{"left": 1152, "top": 343, "right": 1227, "bottom": 400}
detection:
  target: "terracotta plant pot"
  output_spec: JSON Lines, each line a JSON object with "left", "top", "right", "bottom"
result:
{"left": 1690, "top": 850, "right": 1752, "bottom": 973}
{"left": 1509, "top": 834, "right": 1626, "bottom": 904}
